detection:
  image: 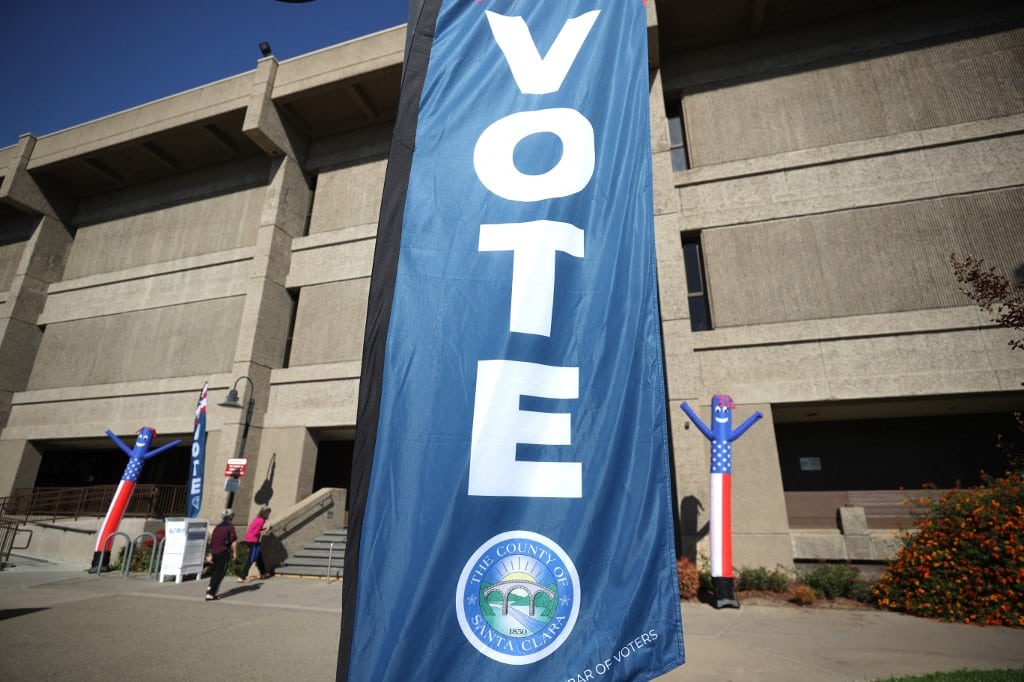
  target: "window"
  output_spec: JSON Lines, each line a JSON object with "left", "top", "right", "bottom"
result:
{"left": 302, "top": 172, "right": 318, "bottom": 236}
{"left": 681, "top": 233, "right": 711, "bottom": 331}
{"left": 282, "top": 289, "right": 300, "bottom": 368}
{"left": 665, "top": 97, "right": 689, "bottom": 171}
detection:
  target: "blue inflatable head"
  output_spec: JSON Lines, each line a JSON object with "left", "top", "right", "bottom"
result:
{"left": 710, "top": 394, "right": 735, "bottom": 439}
{"left": 132, "top": 427, "right": 158, "bottom": 458}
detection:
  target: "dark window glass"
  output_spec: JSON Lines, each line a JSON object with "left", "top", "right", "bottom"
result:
{"left": 682, "top": 241, "right": 704, "bottom": 295}
{"left": 282, "top": 289, "right": 300, "bottom": 368}
{"left": 688, "top": 295, "right": 712, "bottom": 332}
{"left": 665, "top": 98, "right": 690, "bottom": 171}
{"left": 303, "top": 172, "right": 318, "bottom": 236}
{"left": 681, "top": 234, "right": 711, "bottom": 331}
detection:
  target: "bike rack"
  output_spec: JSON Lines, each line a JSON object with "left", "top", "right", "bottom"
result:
{"left": 152, "top": 536, "right": 167, "bottom": 580}
{"left": 95, "top": 531, "right": 132, "bottom": 577}
{"left": 127, "top": 532, "right": 160, "bottom": 578}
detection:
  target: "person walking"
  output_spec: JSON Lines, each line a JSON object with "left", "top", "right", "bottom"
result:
{"left": 238, "top": 506, "right": 272, "bottom": 582}
{"left": 206, "top": 509, "right": 237, "bottom": 601}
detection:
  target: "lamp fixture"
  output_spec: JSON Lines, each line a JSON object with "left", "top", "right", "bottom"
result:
{"left": 219, "top": 375, "right": 256, "bottom": 509}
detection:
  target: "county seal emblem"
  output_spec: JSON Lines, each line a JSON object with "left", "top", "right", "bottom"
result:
{"left": 456, "top": 530, "right": 580, "bottom": 665}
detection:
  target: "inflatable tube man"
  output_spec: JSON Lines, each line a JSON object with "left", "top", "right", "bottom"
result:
{"left": 680, "top": 395, "right": 761, "bottom": 608}
{"left": 90, "top": 427, "right": 181, "bottom": 571}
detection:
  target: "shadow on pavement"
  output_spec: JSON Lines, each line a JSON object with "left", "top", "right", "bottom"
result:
{"left": 214, "top": 583, "right": 264, "bottom": 600}
{"left": 0, "top": 607, "right": 49, "bottom": 621}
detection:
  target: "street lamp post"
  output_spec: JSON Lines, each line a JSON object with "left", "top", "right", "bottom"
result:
{"left": 219, "top": 375, "right": 255, "bottom": 510}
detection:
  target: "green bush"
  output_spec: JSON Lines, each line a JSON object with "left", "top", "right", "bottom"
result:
{"left": 126, "top": 544, "right": 157, "bottom": 573}
{"left": 874, "top": 471, "right": 1024, "bottom": 625}
{"left": 737, "top": 566, "right": 791, "bottom": 592}
{"left": 231, "top": 549, "right": 249, "bottom": 578}
{"left": 845, "top": 576, "right": 875, "bottom": 603}
{"left": 698, "top": 567, "right": 713, "bottom": 595}
{"left": 801, "top": 563, "right": 874, "bottom": 601}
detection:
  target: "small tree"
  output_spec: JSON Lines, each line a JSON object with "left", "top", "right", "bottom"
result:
{"left": 951, "top": 253, "right": 1023, "bottom": 470}
{"left": 950, "top": 253, "right": 1023, "bottom": 351}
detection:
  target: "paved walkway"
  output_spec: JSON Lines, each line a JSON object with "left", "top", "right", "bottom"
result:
{"left": 1, "top": 555, "right": 1022, "bottom": 681}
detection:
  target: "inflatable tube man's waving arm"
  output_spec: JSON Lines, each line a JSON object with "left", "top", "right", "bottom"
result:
{"left": 679, "top": 401, "right": 713, "bottom": 440}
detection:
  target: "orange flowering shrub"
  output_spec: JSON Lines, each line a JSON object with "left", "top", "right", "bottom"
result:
{"left": 789, "top": 584, "right": 817, "bottom": 606}
{"left": 677, "top": 558, "right": 701, "bottom": 600}
{"left": 874, "top": 471, "right": 1024, "bottom": 626}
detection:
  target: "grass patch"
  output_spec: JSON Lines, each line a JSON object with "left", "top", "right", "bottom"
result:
{"left": 873, "top": 669, "right": 1024, "bottom": 681}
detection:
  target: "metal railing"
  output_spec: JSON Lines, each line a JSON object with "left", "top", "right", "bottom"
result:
{"left": 0, "top": 485, "right": 188, "bottom": 523}
{"left": 0, "top": 515, "right": 32, "bottom": 569}
{"left": 325, "top": 541, "right": 341, "bottom": 584}
{"left": 0, "top": 485, "right": 186, "bottom": 568}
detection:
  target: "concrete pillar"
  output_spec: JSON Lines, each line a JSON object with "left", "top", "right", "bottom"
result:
{"left": 213, "top": 156, "right": 313, "bottom": 521}
{"left": 648, "top": 68, "right": 690, "bottom": 324}
{"left": 0, "top": 135, "right": 74, "bottom": 493}
{"left": 0, "top": 440, "right": 42, "bottom": 497}
{"left": 195, "top": 429, "right": 226, "bottom": 522}
{"left": 730, "top": 403, "right": 793, "bottom": 570}
{"left": 256, "top": 427, "right": 318, "bottom": 509}
{"left": 0, "top": 202, "right": 73, "bottom": 429}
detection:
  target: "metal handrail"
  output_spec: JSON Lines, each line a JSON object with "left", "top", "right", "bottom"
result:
{"left": 325, "top": 541, "right": 341, "bottom": 584}
{"left": 0, "top": 516, "right": 32, "bottom": 569}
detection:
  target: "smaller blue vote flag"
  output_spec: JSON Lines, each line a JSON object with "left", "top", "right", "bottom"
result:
{"left": 338, "top": 2, "right": 685, "bottom": 680}
{"left": 187, "top": 381, "right": 207, "bottom": 518}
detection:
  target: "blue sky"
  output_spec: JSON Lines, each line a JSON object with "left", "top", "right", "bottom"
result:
{"left": 0, "top": 0, "right": 410, "bottom": 149}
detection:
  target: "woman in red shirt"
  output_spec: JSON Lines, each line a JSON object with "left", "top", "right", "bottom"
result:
{"left": 238, "top": 506, "right": 272, "bottom": 582}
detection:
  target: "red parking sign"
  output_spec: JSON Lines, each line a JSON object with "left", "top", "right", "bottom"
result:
{"left": 224, "top": 458, "right": 247, "bottom": 477}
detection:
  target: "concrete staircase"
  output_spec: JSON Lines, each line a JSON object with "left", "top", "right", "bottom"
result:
{"left": 274, "top": 528, "right": 347, "bottom": 579}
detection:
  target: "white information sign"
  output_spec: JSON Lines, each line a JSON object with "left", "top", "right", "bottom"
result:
{"left": 799, "top": 456, "right": 823, "bottom": 472}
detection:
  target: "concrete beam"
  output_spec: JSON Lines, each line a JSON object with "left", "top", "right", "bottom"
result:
{"left": 243, "top": 57, "right": 310, "bottom": 164}
{"left": 0, "top": 135, "right": 73, "bottom": 220}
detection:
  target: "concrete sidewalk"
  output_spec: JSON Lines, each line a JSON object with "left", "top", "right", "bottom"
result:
{"left": 1, "top": 556, "right": 1022, "bottom": 681}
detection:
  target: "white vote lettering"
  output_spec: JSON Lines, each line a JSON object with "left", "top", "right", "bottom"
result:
{"left": 474, "top": 108, "right": 594, "bottom": 202}
{"left": 468, "top": 10, "right": 599, "bottom": 498}
{"left": 479, "top": 221, "right": 584, "bottom": 337}
{"left": 484, "top": 10, "right": 600, "bottom": 95}
{"left": 469, "top": 360, "right": 581, "bottom": 498}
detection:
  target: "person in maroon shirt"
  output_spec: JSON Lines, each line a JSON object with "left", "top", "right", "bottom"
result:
{"left": 206, "top": 509, "right": 237, "bottom": 601}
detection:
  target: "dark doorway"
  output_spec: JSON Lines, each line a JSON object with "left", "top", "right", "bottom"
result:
{"left": 775, "top": 412, "right": 1015, "bottom": 492}
{"left": 313, "top": 439, "right": 353, "bottom": 492}
{"left": 34, "top": 441, "right": 191, "bottom": 488}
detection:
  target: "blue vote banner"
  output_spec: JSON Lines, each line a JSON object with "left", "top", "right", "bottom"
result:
{"left": 338, "top": 2, "right": 684, "bottom": 680}
{"left": 187, "top": 382, "right": 207, "bottom": 518}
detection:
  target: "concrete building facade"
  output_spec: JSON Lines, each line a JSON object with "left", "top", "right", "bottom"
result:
{"left": 1, "top": 0, "right": 1022, "bottom": 569}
